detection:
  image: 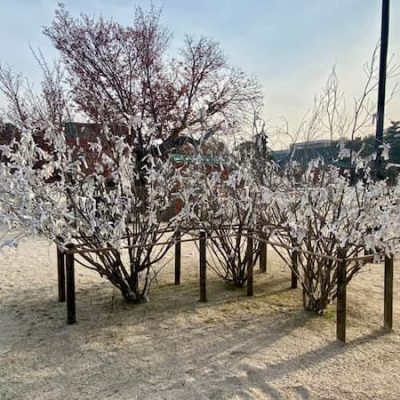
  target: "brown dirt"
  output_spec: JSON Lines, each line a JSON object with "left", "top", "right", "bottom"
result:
{"left": 0, "top": 237, "right": 399, "bottom": 399}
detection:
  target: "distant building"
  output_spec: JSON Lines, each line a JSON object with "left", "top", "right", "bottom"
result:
{"left": 290, "top": 140, "right": 334, "bottom": 151}
{"left": 272, "top": 140, "right": 342, "bottom": 168}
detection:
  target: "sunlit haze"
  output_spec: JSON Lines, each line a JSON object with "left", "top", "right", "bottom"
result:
{"left": 0, "top": 0, "right": 399, "bottom": 149}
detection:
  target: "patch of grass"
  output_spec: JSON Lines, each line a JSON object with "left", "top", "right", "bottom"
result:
{"left": 323, "top": 307, "right": 335, "bottom": 322}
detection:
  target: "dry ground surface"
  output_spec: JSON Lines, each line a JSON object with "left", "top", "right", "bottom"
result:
{"left": 0, "top": 236, "right": 399, "bottom": 400}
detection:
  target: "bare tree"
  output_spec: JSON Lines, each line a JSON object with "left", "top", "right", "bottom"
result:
{"left": 43, "top": 4, "right": 262, "bottom": 152}
{"left": 0, "top": 65, "right": 29, "bottom": 126}
{"left": 270, "top": 43, "right": 399, "bottom": 149}
{"left": 177, "top": 157, "right": 260, "bottom": 288}
{"left": 0, "top": 55, "right": 68, "bottom": 131}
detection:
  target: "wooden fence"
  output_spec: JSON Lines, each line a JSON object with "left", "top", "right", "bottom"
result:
{"left": 56, "top": 228, "right": 394, "bottom": 343}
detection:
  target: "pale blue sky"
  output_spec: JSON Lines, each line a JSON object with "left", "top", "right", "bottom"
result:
{"left": 0, "top": 0, "right": 399, "bottom": 148}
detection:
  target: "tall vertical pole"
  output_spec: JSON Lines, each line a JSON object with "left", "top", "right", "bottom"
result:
{"left": 56, "top": 236, "right": 66, "bottom": 302}
{"left": 57, "top": 246, "right": 66, "bottom": 302}
{"left": 174, "top": 230, "right": 181, "bottom": 285}
{"left": 247, "top": 229, "right": 254, "bottom": 297}
{"left": 384, "top": 255, "right": 394, "bottom": 331}
{"left": 259, "top": 233, "right": 267, "bottom": 273}
{"left": 65, "top": 244, "right": 76, "bottom": 324}
{"left": 336, "top": 248, "right": 347, "bottom": 343}
{"left": 199, "top": 231, "right": 207, "bottom": 302}
{"left": 291, "top": 249, "right": 298, "bottom": 289}
{"left": 375, "top": 0, "right": 390, "bottom": 179}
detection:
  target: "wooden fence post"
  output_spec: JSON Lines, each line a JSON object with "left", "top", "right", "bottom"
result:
{"left": 247, "top": 229, "right": 254, "bottom": 297}
{"left": 65, "top": 243, "right": 76, "bottom": 324}
{"left": 174, "top": 230, "right": 181, "bottom": 285}
{"left": 199, "top": 231, "right": 207, "bottom": 302}
{"left": 384, "top": 255, "right": 394, "bottom": 332}
{"left": 291, "top": 248, "right": 298, "bottom": 289}
{"left": 57, "top": 243, "right": 66, "bottom": 302}
{"left": 259, "top": 233, "right": 267, "bottom": 273}
{"left": 336, "top": 248, "right": 347, "bottom": 343}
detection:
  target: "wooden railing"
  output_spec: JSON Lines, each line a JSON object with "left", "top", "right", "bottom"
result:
{"left": 55, "top": 227, "right": 395, "bottom": 343}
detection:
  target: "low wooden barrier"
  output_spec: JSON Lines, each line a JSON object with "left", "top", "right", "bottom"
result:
{"left": 55, "top": 228, "right": 395, "bottom": 343}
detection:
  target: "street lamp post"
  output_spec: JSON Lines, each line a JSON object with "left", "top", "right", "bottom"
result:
{"left": 375, "top": 0, "right": 390, "bottom": 179}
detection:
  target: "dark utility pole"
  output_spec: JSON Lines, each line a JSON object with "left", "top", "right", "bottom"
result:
{"left": 375, "top": 0, "right": 390, "bottom": 179}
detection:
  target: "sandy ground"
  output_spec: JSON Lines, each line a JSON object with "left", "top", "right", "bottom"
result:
{"left": 0, "top": 236, "right": 399, "bottom": 400}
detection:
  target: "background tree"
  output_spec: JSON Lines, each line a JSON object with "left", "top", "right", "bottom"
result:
{"left": 269, "top": 44, "right": 399, "bottom": 151}
{"left": 385, "top": 120, "right": 400, "bottom": 163}
{"left": 345, "top": 120, "right": 400, "bottom": 183}
{"left": 43, "top": 4, "right": 262, "bottom": 153}
{"left": 0, "top": 53, "right": 68, "bottom": 131}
